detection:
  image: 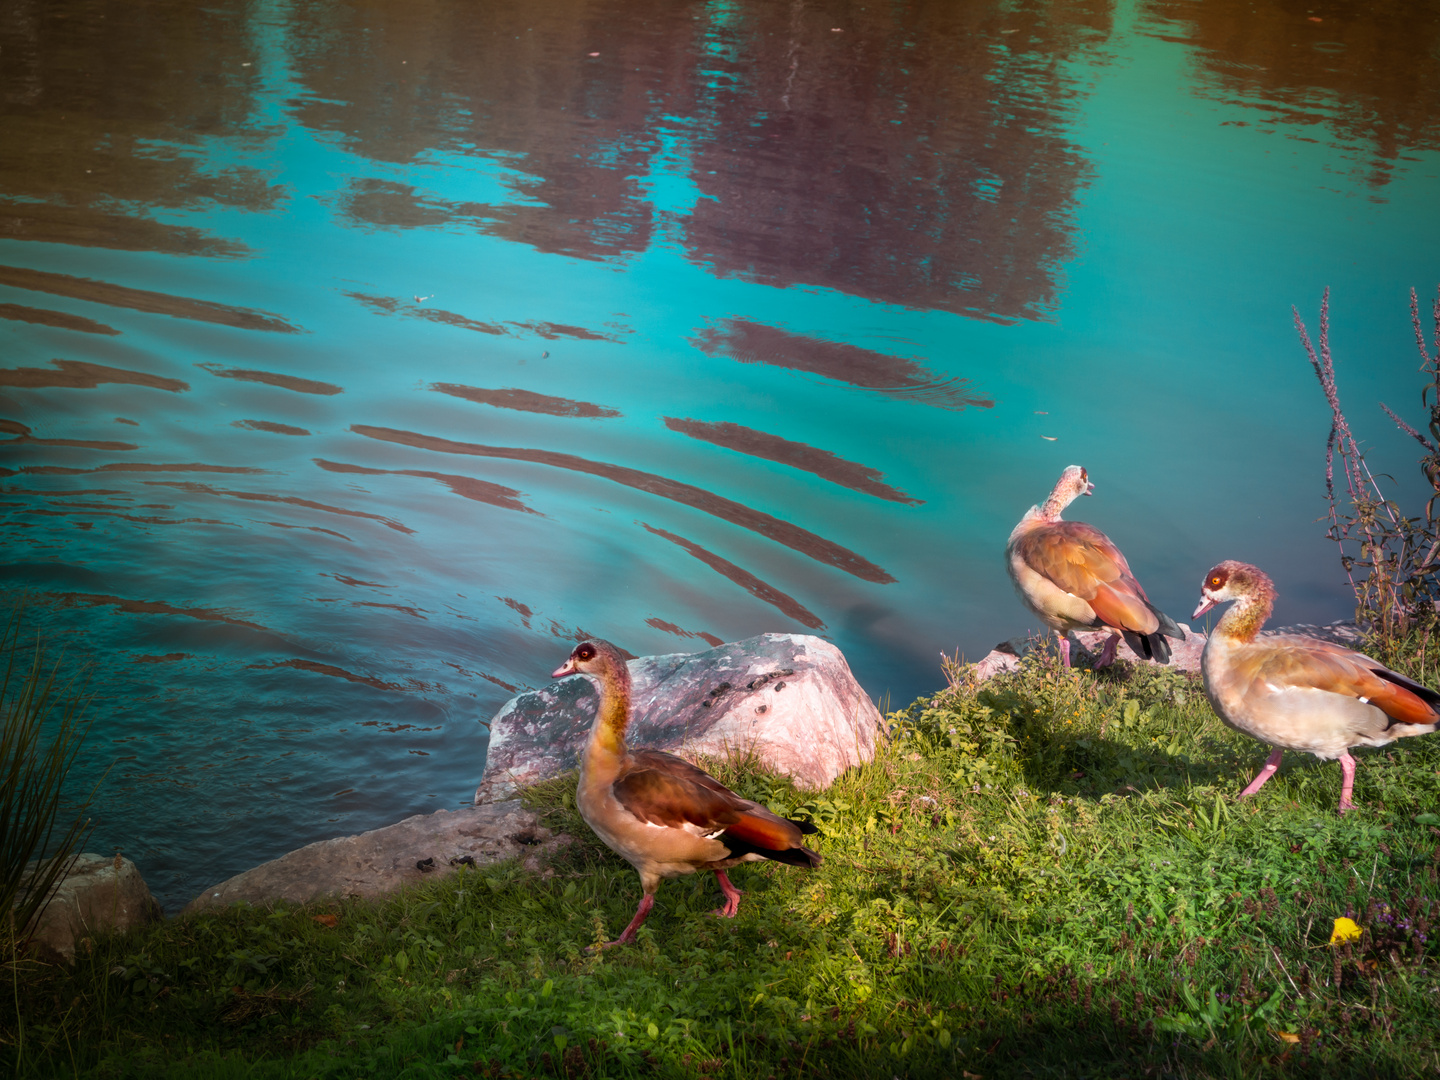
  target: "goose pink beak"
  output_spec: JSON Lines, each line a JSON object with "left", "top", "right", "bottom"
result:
{"left": 1192, "top": 597, "right": 1216, "bottom": 619}
{"left": 552, "top": 659, "right": 577, "bottom": 678}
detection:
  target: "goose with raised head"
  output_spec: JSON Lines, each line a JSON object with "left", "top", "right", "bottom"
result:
{"left": 1006, "top": 465, "right": 1185, "bottom": 667}
{"left": 1194, "top": 560, "right": 1440, "bottom": 813}
{"left": 552, "top": 640, "right": 821, "bottom": 948}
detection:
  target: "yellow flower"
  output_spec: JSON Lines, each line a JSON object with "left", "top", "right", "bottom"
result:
{"left": 1329, "top": 917, "right": 1362, "bottom": 945}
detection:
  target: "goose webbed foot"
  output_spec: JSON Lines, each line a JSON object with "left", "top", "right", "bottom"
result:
{"left": 710, "top": 869, "right": 743, "bottom": 918}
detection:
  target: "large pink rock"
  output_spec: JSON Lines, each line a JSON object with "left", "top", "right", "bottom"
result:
{"left": 475, "top": 633, "right": 883, "bottom": 804}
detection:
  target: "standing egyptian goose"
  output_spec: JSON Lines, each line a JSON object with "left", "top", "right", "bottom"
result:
{"left": 1194, "top": 561, "right": 1440, "bottom": 813}
{"left": 552, "top": 640, "right": 821, "bottom": 947}
{"left": 1006, "top": 465, "right": 1185, "bottom": 667}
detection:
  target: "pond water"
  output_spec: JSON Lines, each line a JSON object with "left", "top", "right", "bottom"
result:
{"left": 3, "top": 0, "right": 1438, "bottom": 911}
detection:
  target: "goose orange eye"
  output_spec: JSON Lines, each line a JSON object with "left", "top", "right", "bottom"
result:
{"left": 1209, "top": 575, "right": 1221, "bottom": 587}
{"left": 575, "top": 644, "right": 596, "bottom": 661}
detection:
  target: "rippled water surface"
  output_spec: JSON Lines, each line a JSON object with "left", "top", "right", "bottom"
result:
{"left": 3, "top": 0, "right": 1439, "bottom": 910}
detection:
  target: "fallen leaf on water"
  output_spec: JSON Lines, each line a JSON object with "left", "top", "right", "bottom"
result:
{"left": 1330, "top": 916, "right": 1362, "bottom": 944}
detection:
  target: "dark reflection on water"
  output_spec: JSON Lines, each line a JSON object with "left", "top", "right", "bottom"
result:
{"left": 0, "top": 0, "right": 1436, "bottom": 909}
{"left": 1140, "top": 1, "right": 1440, "bottom": 192}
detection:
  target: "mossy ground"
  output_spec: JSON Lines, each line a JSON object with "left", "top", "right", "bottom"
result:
{"left": 6, "top": 643, "right": 1440, "bottom": 1079}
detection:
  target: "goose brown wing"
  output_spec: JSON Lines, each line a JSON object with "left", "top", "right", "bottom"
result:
{"left": 1248, "top": 638, "right": 1440, "bottom": 728}
{"left": 1013, "top": 522, "right": 1158, "bottom": 633}
{"left": 613, "top": 749, "right": 811, "bottom": 852}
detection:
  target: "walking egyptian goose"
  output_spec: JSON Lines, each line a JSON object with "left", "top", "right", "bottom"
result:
{"left": 1194, "top": 561, "right": 1440, "bottom": 813}
{"left": 552, "top": 640, "right": 821, "bottom": 947}
{"left": 1006, "top": 466, "right": 1185, "bottom": 667}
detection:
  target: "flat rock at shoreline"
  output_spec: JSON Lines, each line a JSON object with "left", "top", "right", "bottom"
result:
{"left": 969, "top": 620, "right": 1363, "bottom": 680}
{"left": 475, "top": 633, "right": 882, "bottom": 804}
{"left": 182, "top": 800, "right": 561, "bottom": 914}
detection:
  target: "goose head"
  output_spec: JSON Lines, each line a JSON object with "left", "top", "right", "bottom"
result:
{"left": 1193, "top": 560, "right": 1273, "bottom": 619}
{"left": 552, "top": 639, "right": 615, "bottom": 679}
{"left": 1035, "top": 465, "right": 1094, "bottom": 521}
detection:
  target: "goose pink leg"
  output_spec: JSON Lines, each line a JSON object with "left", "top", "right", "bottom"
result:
{"left": 1058, "top": 633, "right": 1072, "bottom": 669}
{"left": 1337, "top": 751, "right": 1357, "bottom": 815}
{"left": 591, "top": 893, "right": 653, "bottom": 950}
{"left": 1238, "top": 748, "right": 1284, "bottom": 798}
{"left": 712, "top": 870, "right": 743, "bottom": 918}
{"left": 1095, "top": 634, "right": 1120, "bottom": 668}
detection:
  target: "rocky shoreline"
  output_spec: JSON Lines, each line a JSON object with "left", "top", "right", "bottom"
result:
{"left": 25, "top": 621, "right": 1363, "bottom": 963}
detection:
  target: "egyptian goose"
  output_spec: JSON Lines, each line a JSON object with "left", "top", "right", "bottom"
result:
{"left": 1194, "top": 561, "right": 1440, "bottom": 813}
{"left": 1006, "top": 465, "right": 1185, "bottom": 667}
{"left": 552, "top": 640, "right": 821, "bottom": 947}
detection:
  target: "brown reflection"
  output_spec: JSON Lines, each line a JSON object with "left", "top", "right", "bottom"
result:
{"left": 13, "top": 462, "right": 261, "bottom": 476}
{"left": 265, "top": 521, "right": 353, "bottom": 542}
{"left": 681, "top": 1, "right": 1109, "bottom": 319}
{"left": 347, "top": 292, "right": 622, "bottom": 342}
{"left": 199, "top": 365, "right": 342, "bottom": 396}
{"left": 249, "top": 658, "right": 411, "bottom": 693}
{"left": 641, "top": 524, "right": 823, "bottom": 631}
{"left": 132, "top": 653, "right": 191, "bottom": 663}
{"left": 1142, "top": 1, "right": 1440, "bottom": 191}
{"left": 0, "top": 359, "right": 187, "bottom": 392}
{"left": 0, "top": 418, "right": 137, "bottom": 450}
{"left": 20, "top": 507, "right": 226, "bottom": 527}
{"left": 0, "top": 1, "right": 281, "bottom": 256}
{"left": 433, "top": 382, "right": 620, "bottom": 419}
{"left": 233, "top": 420, "right": 312, "bottom": 436}
{"left": 0, "top": 201, "right": 251, "bottom": 259}
{"left": 445, "top": 660, "right": 519, "bottom": 695}
{"left": 0, "top": 266, "right": 301, "bottom": 333}
{"left": 664, "top": 416, "right": 920, "bottom": 504}
{"left": 0, "top": 303, "right": 119, "bottom": 335}
{"left": 313, "top": 458, "right": 539, "bottom": 516}
{"left": 145, "top": 480, "right": 415, "bottom": 534}
{"left": 499, "top": 597, "right": 534, "bottom": 628}
{"left": 51, "top": 592, "right": 269, "bottom": 631}
{"left": 645, "top": 617, "right": 724, "bottom": 648}
{"left": 346, "top": 291, "right": 506, "bottom": 334}
{"left": 340, "top": 179, "right": 455, "bottom": 229}
{"left": 329, "top": 574, "right": 388, "bottom": 588}
{"left": 283, "top": 1, "right": 1103, "bottom": 318}
{"left": 350, "top": 424, "right": 894, "bottom": 583}
{"left": 692, "top": 320, "right": 991, "bottom": 410}
{"left": 511, "top": 322, "right": 621, "bottom": 343}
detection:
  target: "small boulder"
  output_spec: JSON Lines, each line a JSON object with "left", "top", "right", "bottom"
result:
{"left": 183, "top": 799, "right": 560, "bottom": 914}
{"left": 21, "top": 853, "right": 163, "bottom": 965}
{"left": 476, "top": 633, "right": 882, "bottom": 804}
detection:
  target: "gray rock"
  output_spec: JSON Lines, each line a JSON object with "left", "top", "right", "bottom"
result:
{"left": 476, "top": 633, "right": 882, "bottom": 804}
{"left": 183, "top": 799, "right": 561, "bottom": 914}
{"left": 21, "top": 853, "right": 163, "bottom": 965}
{"left": 969, "top": 620, "right": 1363, "bottom": 681}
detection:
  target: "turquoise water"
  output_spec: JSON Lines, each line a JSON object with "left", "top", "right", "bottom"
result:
{"left": 2, "top": 0, "right": 1438, "bottom": 911}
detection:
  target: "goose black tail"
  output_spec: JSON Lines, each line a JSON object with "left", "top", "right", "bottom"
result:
{"left": 720, "top": 832, "right": 822, "bottom": 868}
{"left": 1122, "top": 629, "right": 1173, "bottom": 666}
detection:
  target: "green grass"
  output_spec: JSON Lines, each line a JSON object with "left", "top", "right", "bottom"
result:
{"left": 6, "top": 645, "right": 1440, "bottom": 1079}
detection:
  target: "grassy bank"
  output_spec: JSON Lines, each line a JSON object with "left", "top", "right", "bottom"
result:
{"left": 5, "top": 646, "right": 1440, "bottom": 1079}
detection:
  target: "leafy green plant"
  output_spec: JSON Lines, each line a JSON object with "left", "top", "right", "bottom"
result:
{"left": 1, "top": 604, "right": 98, "bottom": 951}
